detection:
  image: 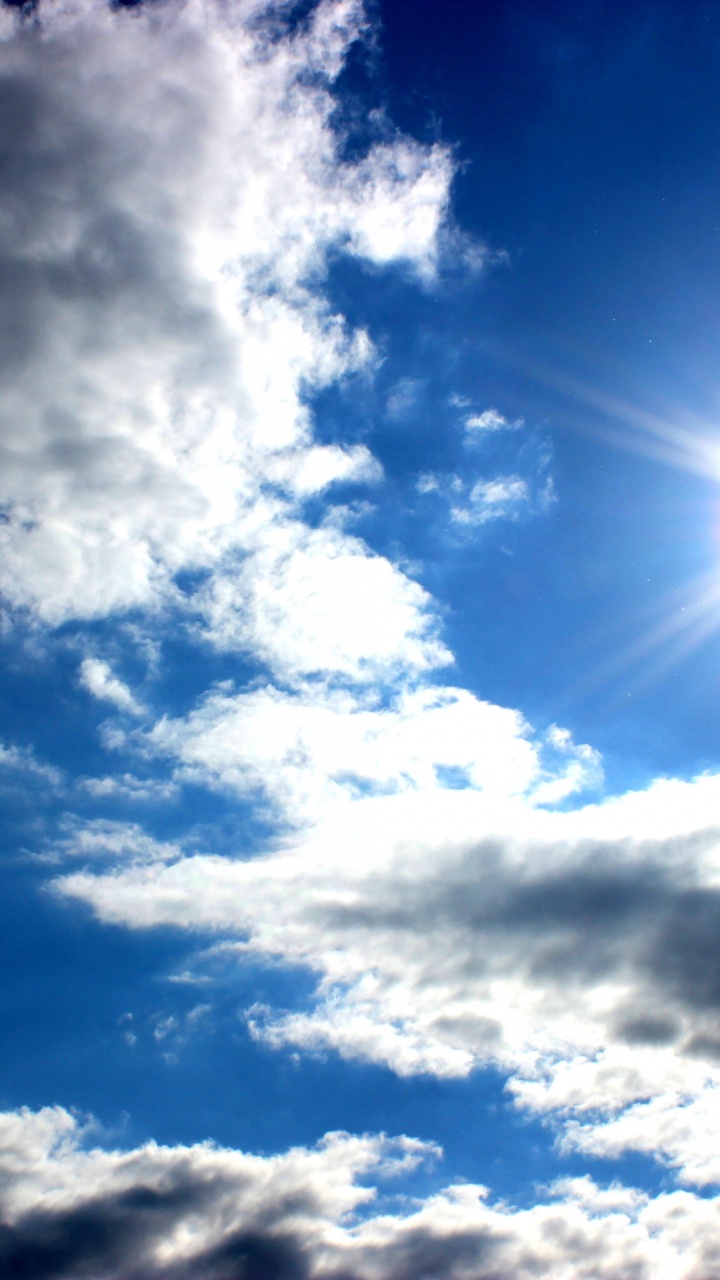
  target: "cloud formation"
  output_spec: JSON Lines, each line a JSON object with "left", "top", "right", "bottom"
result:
{"left": 141, "top": 681, "right": 572, "bottom": 823}
{"left": 417, "top": 458, "right": 554, "bottom": 530}
{"left": 80, "top": 658, "right": 145, "bottom": 716}
{"left": 55, "top": 762, "right": 720, "bottom": 1182}
{"left": 196, "top": 519, "right": 449, "bottom": 684}
{"left": 1, "top": 1106, "right": 720, "bottom": 1280}
{"left": 463, "top": 408, "right": 519, "bottom": 434}
{"left": 0, "top": 0, "right": 451, "bottom": 630}
{"left": 3, "top": 1, "right": 720, "bottom": 1266}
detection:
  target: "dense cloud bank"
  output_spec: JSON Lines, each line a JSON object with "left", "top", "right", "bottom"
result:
{"left": 1, "top": 1107, "right": 720, "bottom": 1280}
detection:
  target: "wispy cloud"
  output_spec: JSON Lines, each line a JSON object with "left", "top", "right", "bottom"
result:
{"left": 451, "top": 475, "right": 533, "bottom": 525}
{"left": 386, "top": 377, "right": 424, "bottom": 420}
{"left": 463, "top": 408, "right": 521, "bottom": 435}
{"left": 418, "top": 467, "right": 555, "bottom": 529}
{"left": 0, "top": 741, "right": 62, "bottom": 787}
{"left": 79, "top": 658, "right": 145, "bottom": 717}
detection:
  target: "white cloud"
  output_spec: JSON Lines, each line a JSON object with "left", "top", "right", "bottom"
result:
{"left": 562, "top": 1079, "right": 720, "bottom": 1186}
{"left": 56, "top": 765, "right": 720, "bottom": 1182}
{"left": 6, "top": 0, "right": 720, "bottom": 1226}
{"left": 142, "top": 682, "right": 563, "bottom": 825}
{"left": 262, "top": 441, "right": 382, "bottom": 498}
{"left": 196, "top": 520, "right": 450, "bottom": 683}
{"left": 463, "top": 408, "right": 520, "bottom": 434}
{"left": 417, "top": 467, "right": 555, "bottom": 530}
{"left": 0, "top": 1106, "right": 720, "bottom": 1278}
{"left": 0, "top": 741, "right": 62, "bottom": 786}
{"left": 53, "top": 818, "right": 182, "bottom": 866}
{"left": 0, "top": 0, "right": 453, "bottom": 626}
{"left": 79, "top": 657, "right": 145, "bottom": 716}
{"left": 77, "top": 772, "right": 178, "bottom": 802}
{"left": 451, "top": 475, "right": 532, "bottom": 526}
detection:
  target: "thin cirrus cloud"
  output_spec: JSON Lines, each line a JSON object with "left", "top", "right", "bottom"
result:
{"left": 1, "top": 1, "right": 720, "bottom": 1276}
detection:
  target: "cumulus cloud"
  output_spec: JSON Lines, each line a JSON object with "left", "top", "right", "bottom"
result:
{"left": 0, "top": 1106, "right": 719, "bottom": 1280}
{"left": 0, "top": 1105, "right": 428, "bottom": 1280}
{"left": 0, "top": 0, "right": 452, "bottom": 626}
{"left": 4, "top": 0, "right": 719, "bottom": 1241}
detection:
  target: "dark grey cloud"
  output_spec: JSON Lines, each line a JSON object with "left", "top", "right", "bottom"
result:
{"left": 182, "top": 1231, "right": 310, "bottom": 1280}
{"left": 0, "top": 1161, "right": 715, "bottom": 1280}
{"left": 0, "top": 1203, "right": 311, "bottom": 1280}
{"left": 0, "top": 1202, "right": 500, "bottom": 1280}
{"left": 0, "top": 1185, "right": 196, "bottom": 1279}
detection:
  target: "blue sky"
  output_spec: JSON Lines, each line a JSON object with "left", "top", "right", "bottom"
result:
{"left": 2, "top": 1, "right": 720, "bottom": 1276}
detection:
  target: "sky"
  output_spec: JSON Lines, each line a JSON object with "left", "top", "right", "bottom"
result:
{"left": 2, "top": 0, "right": 720, "bottom": 1275}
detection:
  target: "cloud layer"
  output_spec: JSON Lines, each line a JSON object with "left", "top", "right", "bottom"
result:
{"left": 1, "top": 1106, "right": 720, "bottom": 1280}
{"left": 2, "top": 3, "right": 720, "bottom": 1274}
{"left": 57, "top": 763, "right": 720, "bottom": 1184}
